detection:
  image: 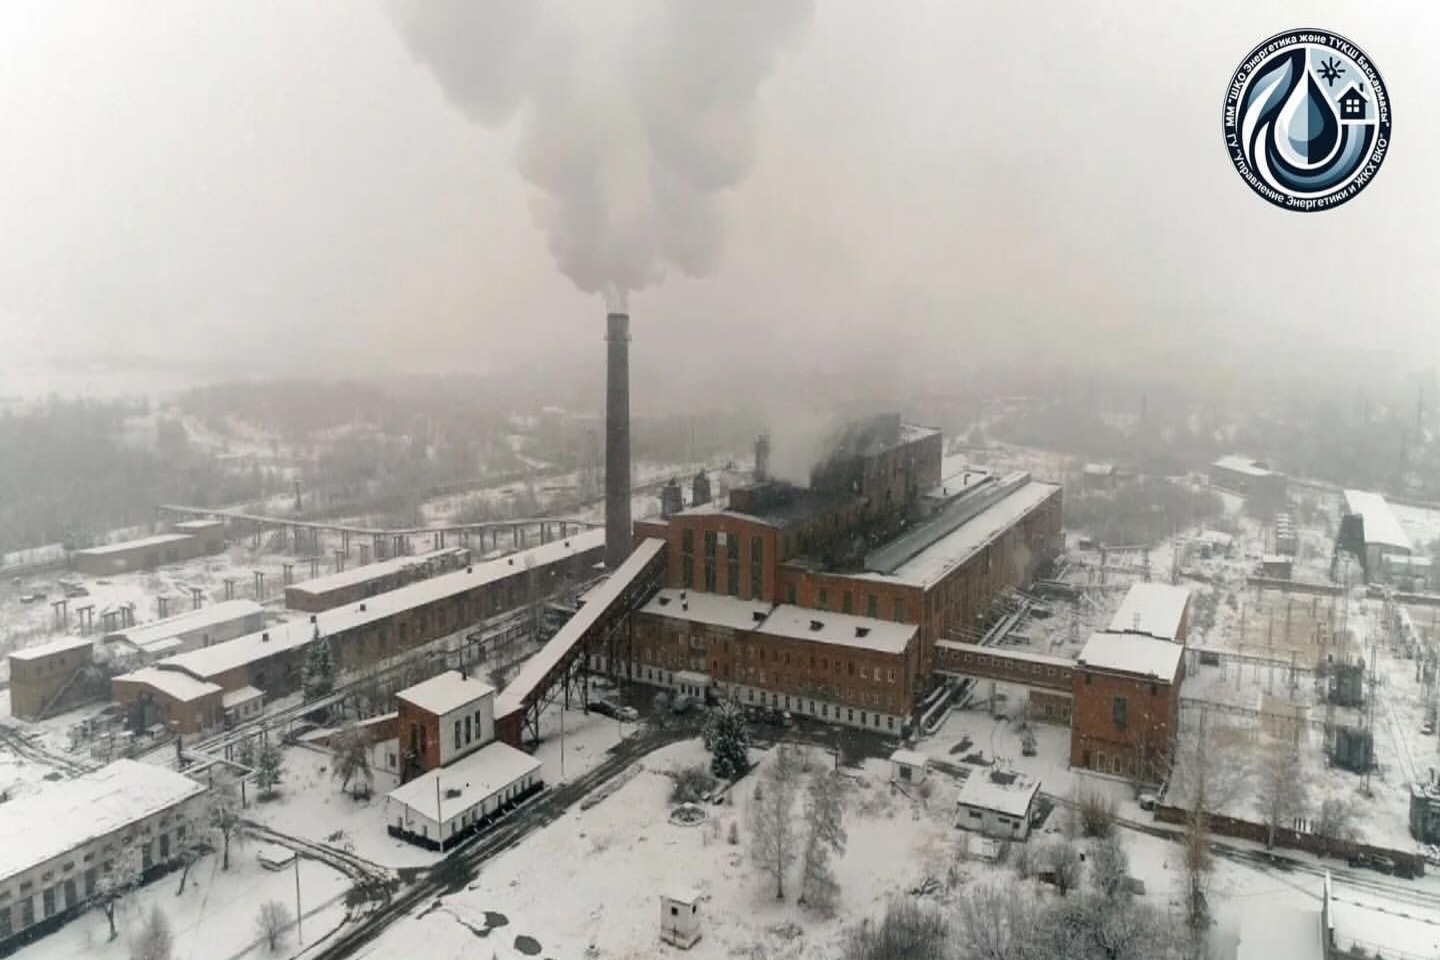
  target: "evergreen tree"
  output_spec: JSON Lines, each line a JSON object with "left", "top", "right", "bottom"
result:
{"left": 255, "top": 741, "right": 285, "bottom": 799}
{"left": 706, "top": 700, "right": 750, "bottom": 781}
{"left": 302, "top": 629, "right": 336, "bottom": 703}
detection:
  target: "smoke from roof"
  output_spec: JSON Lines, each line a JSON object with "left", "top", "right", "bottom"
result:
{"left": 388, "top": 0, "right": 812, "bottom": 311}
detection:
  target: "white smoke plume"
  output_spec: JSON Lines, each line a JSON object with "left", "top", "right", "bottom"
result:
{"left": 388, "top": 0, "right": 813, "bottom": 311}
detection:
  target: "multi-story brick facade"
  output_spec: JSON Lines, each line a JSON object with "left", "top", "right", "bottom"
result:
{"left": 396, "top": 671, "right": 495, "bottom": 783}
{"left": 614, "top": 418, "right": 1062, "bottom": 731}
{"left": 8, "top": 637, "right": 95, "bottom": 720}
{"left": 1069, "top": 632, "right": 1184, "bottom": 783}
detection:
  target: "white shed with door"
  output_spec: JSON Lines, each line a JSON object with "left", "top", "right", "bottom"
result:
{"left": 890, "top": 748, "right": 929, "bottom": 785}
{"left": 660, "top": 888, "right": 702, "bottom": 949}
{"left": 955, "top": 770, "right": 1040, "bottom": 840}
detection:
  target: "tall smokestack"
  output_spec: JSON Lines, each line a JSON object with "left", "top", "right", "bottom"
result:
{"left": 605, "top": 312, "right": 632, "bottom": 569}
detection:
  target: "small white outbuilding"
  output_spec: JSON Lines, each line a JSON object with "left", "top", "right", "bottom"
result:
{"left": 660, "top": 888, "right": 702, "bottom": 949}
{"left": 890, "top": 748, "right": 929, "bottom": 785}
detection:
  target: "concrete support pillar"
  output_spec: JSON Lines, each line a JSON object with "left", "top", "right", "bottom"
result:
{"left": 224, "top": 579, "right": 236, "bottom": 601}
{"left": 253, "top": 570, "right": 265, "bottom": 600}
{"left": 342, "top": 530, "right": 350, "bottom": 557}
{"left": 310, "top": 556, "right": 320, "bottom": 578}
{"left": 359, "top": 543, "right": 371, "bottom": 565}
{"left": 334, "top": 550, "right": 345, "bottom": 573}
{"left": 156, "top": 596, "right": 169, "bottom": 619}
{"left": 282, "top": 563, "right": 294, "bottom": 586}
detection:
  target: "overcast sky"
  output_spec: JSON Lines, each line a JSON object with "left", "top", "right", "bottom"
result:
{"left": 0, "top": 1, "right": 1435, "bottom": 401}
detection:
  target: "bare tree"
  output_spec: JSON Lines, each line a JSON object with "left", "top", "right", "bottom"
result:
{"left": 844, "top": 899, "right": 950, "bottom": 960}
{"left": 1315, "top": 794, "right": 1360, "bottom": 856}
{"left": 1089, "top": 831, "right": 1130, "bottom": 900}
{"left": 1043, "top": 839, "right": 1083, "bottom": 897}
{"left": 1256, "top": 736, "right": 1308, "bottom": 849}
{"left": 1169, "top": 712, "right": 1246, "bottom": 933}
{"left": 748, "top": 750, "right": 801, "bottom": 899}
{"left": 94, "top": 839, "right": 143, "bottom": 941}
{"left": 1077, "top": 789, "right": 1117, "bottom": 838}
{"left": 254, "top": 900, "right": 291, "bottom": 954}
{"left": 330, "top": 721, "right": 374, "bottom": 799}
{"left": 952, "top": 879, "right": 1041, "bottom": 960}
{"left": 799, "top": 770, "right": 847, "bottom": 913}
{"left": 208, "top": 780, "right": 244, "bottom": 871}
{"left": 173, "top": 824, "right": 207, "bottom": 895}
{"left": 1047, "top": 892, "right": 1186, "bottom": 960}
{"left": 129, "top": 905, "right": 174, "bottom": 960}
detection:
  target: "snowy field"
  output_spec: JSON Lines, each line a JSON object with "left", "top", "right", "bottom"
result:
{"left": 11, "top": 850, "right": 348, "bottom": 960}
{"left": 356, "top": 739, "right": 967, "bottom": 960}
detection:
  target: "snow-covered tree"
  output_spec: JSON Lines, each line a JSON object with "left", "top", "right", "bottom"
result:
{"left": 1043, "top": 839, "right": 1083, "bottom": 897}
{"left": 173, "top": 821, "right": 207, "bottom": 894}
{"left": 302, "top": 630, "right": 336, "bottom": 704}
{"left": 129, "top": 905, "right": 174, "bottom": 960}
{"left": 330, "top": 721, "right": 374, "bottom": 799}
{"left": 1256, "top": 736, "right": 1308, "bottom": 849}
{"left": 255, "top": 741, "right": 285, "bottom": 800}
{"left": 1089, "top": 831, "right": 1130, "bottom": 900}
{"left": 748, "top": 751, "right": 800, "bottom": 899}
{"left": 952, "top": 879, "right": 1040, "bottom": 960}
{"left": 255, "top": 900, "right": 291, "bottom": 953}
{"left": 799, "top": 768, "right": 848, "bottom": 911}
{"left": 1315, "top": 794, "right": 1360, "bottom": 855}
{"left": 844, "top": 899, "right": 949, "bottom": 960}
{"left": 705, "top": 700, "right": 750, "bottom": 781}
{"left": 209, "top": 779, "right": 244, "bottom": 871}
{"left": 94, "top": 838, "right": 143, "bottom": 941}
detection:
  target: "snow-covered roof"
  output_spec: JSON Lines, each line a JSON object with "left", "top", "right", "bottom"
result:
{"left": 1082, "top": 463, "right": 1114, "bottom": 475}
{"left": 955, "top": 770, "right": 1039, "bottom": 818}
{"left": 756, "top": 605, "right": 916, "bottom": 655}
{"left": 0, "top": 760, "right": 205, "bottom": 881}
{"left": 221, "top": 686, "right": 263, "bottom": 709}
{"left": 386, "top": 741, "right": 541, "bottom": 824}
{"left": 161, "top": 530, "right": 605, "bottom": 680}
{"left": 1212, "top": 455, "right": 1277, "bottom": 478}
{"left": 890, "top": 749, "right": 928, "bottom": 768}
{"left": 286, "top": 547, "right": 468, "bottom": 596}
{"left": 497, "top": 538, "right": 665, "bottom": 718}
{"left": 1076, "top": 633, "right": 1184, "bottom": 682}
{"left": 9, "top": 635, "right": 94, "bottom": 662}
{"left": 641, "top": 589, "right": 772, "bottom": 631}
{"left": 116, "top": 666, "right": 223, "bottom": 702}
{"left": 1106, "top": 583, "right": 1190, "bottom": 642}
{"left": 1343, "top": 489, "right": 1412, "bottom": 553}
{"left": 73, "top": 533, "right": 194, "bottom": 557}
{"left": 861, "top": 476, "right": 1060, "bottom": 587}
{"left": 173, "top": 519, "right": 223, "bottom": 532}
{"left": 667, "top": 887, "right": 703, "bottom": 905}
{"left": 1236, "top": 901, "right": 1324, "bottom": 960}
{"left": 1196, "top": 529, "right": 1234, "bottom": 546}
{"left": 104, "top": 600, "right": 262, "bottom": 649}
{"left": 396, "top": 670, "right": 493, "bottom": 717}
{"left": 1261, "top": 554, "right": 1292, "bottom": 565}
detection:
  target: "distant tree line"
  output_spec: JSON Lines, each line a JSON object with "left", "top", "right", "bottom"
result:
{"left": 0, "top": 398, "right": 278, "bottom": 554}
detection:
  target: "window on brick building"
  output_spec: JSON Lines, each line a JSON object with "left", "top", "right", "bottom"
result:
{"left": 1113, "top": 697, "right": 1128, "bottom": 729}
{"left": 892, "top": 598, "right": 904, "bottom": 622}
{"left": 842, "top": 592, "right": 853, "bottom": 614}
{"left": 785, "top": 583, "right": 797, "bottom": 603}
{"left": 751, "top": 537, "right": 763, "bottom": 599}
{"left": 681, "top": 555, "right": 694, "bottom": 589}
{"left": 867, "top": 595, "right": 879, "bottom": 618}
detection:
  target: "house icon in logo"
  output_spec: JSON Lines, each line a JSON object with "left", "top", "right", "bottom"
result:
{"left": 1337, "top": 82, "right": 1367, "bottom": 120}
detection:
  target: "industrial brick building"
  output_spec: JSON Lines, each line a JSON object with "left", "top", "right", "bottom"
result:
{"left": 7, "top": 637, "right": 96, "bottom": 721}
{"left": 1069, "top": 631, "right": 1185, "bottom": 781}
{"left": 598, "top": 416, "right": 1062, "bottom": 730}
{"left": 1209, "top": 456, "right": 1287, "bottom": 503}
{"left": 106, "top": 531, "right": 603, "bottom": 733}
{"left": 70, "top": 523, "right": 226, "bottom": 576}
{"left": 384, "top": 670, "right": 541, "bottom": 850}
{"left": 101, "top": 600, "right": 264, "bottom": 666}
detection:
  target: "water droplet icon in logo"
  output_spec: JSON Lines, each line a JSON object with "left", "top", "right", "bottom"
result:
{"left": 1276, "top": 71, "right": 1340, "bottom": 165}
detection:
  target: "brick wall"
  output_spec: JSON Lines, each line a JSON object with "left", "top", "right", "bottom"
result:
{"left": 1070, "top": 668, "right": 1180, "bottom": 782}
{"left": 397, "top": 699, "right": 441, "bottom": 782}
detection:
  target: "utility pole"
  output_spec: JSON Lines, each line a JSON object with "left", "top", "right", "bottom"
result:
{"left": 293, "top": 854, "right": 303, "bottom": 945}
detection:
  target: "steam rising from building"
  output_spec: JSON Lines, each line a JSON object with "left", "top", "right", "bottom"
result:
{"left": 388, "top": 0, "right": 813, "bottom": 308}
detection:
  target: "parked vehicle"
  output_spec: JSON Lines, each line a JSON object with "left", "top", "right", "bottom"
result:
{"left": 616, "top": 706, "right": 639, "bottom": 722}
{"left": 588, "top": 700, "right": 618, "bottom": 719}
{"left": 1348, "top": 852, "right": 1395, "bottom": 875}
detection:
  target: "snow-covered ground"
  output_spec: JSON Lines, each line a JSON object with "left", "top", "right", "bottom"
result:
{"left": 356, "top": 739, "right": 965, "bottom": 960}
{"left": 11, "top": 850, "right": 347, "bottom": 960}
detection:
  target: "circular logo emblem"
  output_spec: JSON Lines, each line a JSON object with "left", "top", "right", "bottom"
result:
{"left": 1223, "top": 29, "right": 1391, "bottom": 211}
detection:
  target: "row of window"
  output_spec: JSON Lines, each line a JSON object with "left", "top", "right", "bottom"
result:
{"left": 451, "top": 707, "right": 488, "bottom": 752}
{"left": 0, "top": 823, "right": 188, "bottom": 940}
{"left": 737, "top": 686, "right": 897, "bottom": 731}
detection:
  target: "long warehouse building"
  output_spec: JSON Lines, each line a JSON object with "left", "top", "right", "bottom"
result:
{"left": 111, "top": 530, "right": 604, "bottom": 732}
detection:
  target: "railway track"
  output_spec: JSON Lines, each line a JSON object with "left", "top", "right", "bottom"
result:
{"left": 0, "top": 723, "right": 95, "bottom": 777}
{"left": 304, "top": 727, "right": 689, "bottom": 959}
